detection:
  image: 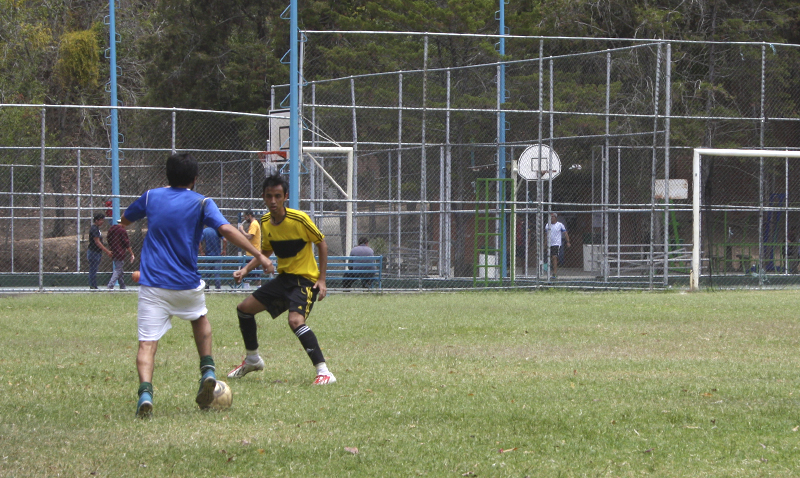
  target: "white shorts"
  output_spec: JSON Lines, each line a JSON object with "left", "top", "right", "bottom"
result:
{"left": 137, "top": 281, "right": 208, "bottom": 341}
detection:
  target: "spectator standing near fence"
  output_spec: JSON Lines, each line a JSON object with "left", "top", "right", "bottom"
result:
{"left": 238, "top": 209, "right": 262, "bottom": 286}
{"left": 343, "top": 237, "right": 376, "bottom": 288}
{"left": 228, "top": 173, "right": 336, "bottom": 385}
{"left": 544, "top": 212, "right": 570, "bottom": 280}
{"left": 88, "top": 213, "right": 112, "bottom": 289}
{"left": 121, "top": 153, "right": 271, "bottom": 418}
{"left": 106, "top": 223, "right": 135, "bottom": 289}
{"left": 200, "top": 225, "right": 227, "bottom": 289}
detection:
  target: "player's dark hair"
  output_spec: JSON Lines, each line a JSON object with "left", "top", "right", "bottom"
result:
{"left": 93, "top": 213, "right": 105, "bottom": 221}
{"left": 166, "top": 153, "right": 199, "bottom": 187}
{"left": 244, "top": 209, "right": 254, "bottom": 217}
{"left": 358, "top": 237, "right": 369, "bottom": 245}
{"left": 262, "top": 173, "right": 289, "bottom": 196}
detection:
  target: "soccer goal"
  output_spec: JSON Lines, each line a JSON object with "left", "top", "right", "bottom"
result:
{"left": 301, "top": 146, "right": 355, "bottom": 255}
{"left": 267, "top": 110, "right": 356, "bottom": 254}
{"left": 691, "top": 148, "right": 800, "bottom": 290}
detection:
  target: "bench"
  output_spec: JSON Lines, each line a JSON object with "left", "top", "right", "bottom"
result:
{"left": 197, "top": 255, "right": 261, "bottom": 289}
{"left": 197, "top": 254, "right": 383, "bottom": 290}
{"left": 324, "top": 255, "right": 383, "bottom": 290}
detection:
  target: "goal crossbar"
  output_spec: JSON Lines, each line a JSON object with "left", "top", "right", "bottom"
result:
{"left": 691, "top": 148, "right": 800, "bottom": 290}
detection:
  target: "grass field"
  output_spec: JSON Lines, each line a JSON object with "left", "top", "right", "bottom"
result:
{"left": 2, "top": 290, "right": 800, "bottom": 477}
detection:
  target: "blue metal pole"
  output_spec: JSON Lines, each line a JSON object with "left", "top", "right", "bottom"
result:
{"left": 498, "top": 0, "right": 508, "bottom": 277}
{"left": 109, "top": 0, "right": 120, "bottom": 223}
{"left": 288, "top": 0, "right": 300, "bottom": 209}
{"left": 498, "top": 2, "right": 506, "bottom": 179}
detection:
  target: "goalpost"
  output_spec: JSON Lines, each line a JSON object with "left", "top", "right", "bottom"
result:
{"left": 268, "top": 112, "right": 356, "bottom": 254}
{"left": 691, "top": 148, "right": 800, "bottom": 290}
{"left": 303, "top": 146, "right": 355, "bottom": 254}
{"left": 260, "top": 146, "right": 355, "bottom": 254}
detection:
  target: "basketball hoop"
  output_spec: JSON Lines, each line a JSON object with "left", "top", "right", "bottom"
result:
{"left": 258, "top": 150, "right": 288, "bottom": 163}
{"left": 258, "top": 151, "right": 287, "bottom": 175}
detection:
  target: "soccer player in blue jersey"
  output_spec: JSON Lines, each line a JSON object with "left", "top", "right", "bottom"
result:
{"left": 121, "top": 153, "right": 272, "bottom": 418}
{"left": 227, "top": 173, "right": 335, "bottom": 385}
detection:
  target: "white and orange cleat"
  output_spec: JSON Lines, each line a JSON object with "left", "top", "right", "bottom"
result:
{"left": 313, "top": 372, "right": 337, "bottom": 385}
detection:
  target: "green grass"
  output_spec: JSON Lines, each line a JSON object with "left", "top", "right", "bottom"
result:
{"left": 2, "top": 290, "right": 800, "bottom": 477}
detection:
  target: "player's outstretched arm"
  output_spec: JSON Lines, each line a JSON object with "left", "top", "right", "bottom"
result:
{"left": 256, "top": 254, "right": 274, "bottom": 275}
{"left": 314, "top": 240, "right": 328, "bottom": 300}
{"left": 218, "top": 224, "right": 274, "bottom": 278}
{"left": 233, "top": 256, "right": 258, "bottom": 283}
{"left": 233, "top": 253, "right": 274, "bottom": 283}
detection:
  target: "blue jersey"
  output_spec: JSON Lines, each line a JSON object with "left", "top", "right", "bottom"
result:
{"left": 201, "top": 226, "right": 223, "bottom": 256}
{"left": 124, "top": 187, "right": 228, "bottom": 290}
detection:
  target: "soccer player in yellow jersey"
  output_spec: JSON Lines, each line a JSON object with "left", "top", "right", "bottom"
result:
{"left": 228, "top": 173, "right": 336, "bottom": 385}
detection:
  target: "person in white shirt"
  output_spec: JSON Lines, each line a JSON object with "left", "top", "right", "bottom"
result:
{"left": 544, "top": 213, "right": 570, "bottom": 279}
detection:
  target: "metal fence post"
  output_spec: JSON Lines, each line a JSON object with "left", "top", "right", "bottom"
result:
{"left": 89, "top": 165, "right": 94, "bottom": 218}
{"left": 548, "top": 56, "right": 554, "bottom": 280}
{"left": 536, "top": 40, "right": 544, "bottom": 281}
{"left": 9, "top": 165, "right": 13, "bottom": 273}
{"left": 445, "top": 68, "right": 452, "bottom": 279}
{"left": 397, "top": 73, "right": 403, "bottom": 277}
{"left": 759, "top": 43, "right": 766, "bottom": 284}
{"left": 76, "top": 149, "right": 81, "bottom": 272}
{"left": 604, "top": 52, "right": 611, "bottom": 283}
{"left": 649, "top": 43, "right": 663, "bottom": 290}
{"left": 664, "top": 43, "right": 672, "bottom": 287}
{"left": 420, "top": 34, "right": 428, "bottom": 283}
{"left": 350, "top": 77, "right": 358, "bottom": 244}
{"left": 39, "top": 107, "right": 45, "bottom": 290}
{"left": 310, "top": 83, "right": 317, "bottom": 219}
{"left": 439, "top": 146, "right": 444, "bottom": 276}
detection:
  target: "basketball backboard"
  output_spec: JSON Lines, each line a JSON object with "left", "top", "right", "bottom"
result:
{"left": 517, "top": 144, "right": 561, "bottom": 181}
{"left": 269, "top": 109, "right": 291, "bottom": 151}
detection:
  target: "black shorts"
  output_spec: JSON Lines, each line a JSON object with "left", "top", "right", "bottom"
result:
{"left": 550, "top": 246, "right": 560, "bottom": 257}
{"left": 251, "top": 273, "right": 318, "bottom": 319}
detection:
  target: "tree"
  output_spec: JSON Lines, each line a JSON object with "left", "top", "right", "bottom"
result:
{"left": 140, "top": 0, "right": 287, "bottom": 112}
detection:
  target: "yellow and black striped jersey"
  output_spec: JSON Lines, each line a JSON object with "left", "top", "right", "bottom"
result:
{"left": 259, "top": 208, "right": 325, "bottom": 282}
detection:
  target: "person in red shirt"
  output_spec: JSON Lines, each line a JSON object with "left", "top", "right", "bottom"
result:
{"left": 107, "top": 223, "right": 135, "bottom": 289}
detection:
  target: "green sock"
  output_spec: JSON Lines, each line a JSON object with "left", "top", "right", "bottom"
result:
{"left": 200, "top": 355, "right": 215, "bottom": 374}
{"left": 138, "top": 382, "right": 153, "bottom": 397}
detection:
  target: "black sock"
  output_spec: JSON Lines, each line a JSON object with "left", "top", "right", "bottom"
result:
{"left": 237, "top": 308, "right": 259, "bottom": 351}
{"left": 292, "top": 324, "right": 325, "bottom": 365}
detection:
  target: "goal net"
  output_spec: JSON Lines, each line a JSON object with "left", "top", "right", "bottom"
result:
{"left": 691, "top": 148, "right": 800, "bottom": 290}
{"left": 296, "top": 147, "right": 355, "bottom": 256}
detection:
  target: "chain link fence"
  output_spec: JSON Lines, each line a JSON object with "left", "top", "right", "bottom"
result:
{"left": 0, "top": 106, "right": 270, "bottom": 290}
{"left": 701, "top": 150, "right": 800, "bottom": 289}
{"left": 2, "top": 35, "right": 800, "bottom": 291}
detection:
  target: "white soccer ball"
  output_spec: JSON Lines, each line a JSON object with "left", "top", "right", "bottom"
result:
{"left": 209, "top": 381, "right": 232, "bottom": 410}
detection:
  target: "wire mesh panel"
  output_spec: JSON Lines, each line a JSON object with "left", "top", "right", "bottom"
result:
{"left": 699, "top": 151, "right": 800, "bottom": 289}
{"left": 3, "top": 36, "right": 800, "bottom": 291}
{"left": 0, "top": 106, "right": 271, "bottom": 290}
{"left": 293, "top": 38, "right": 678, "bottom": 289}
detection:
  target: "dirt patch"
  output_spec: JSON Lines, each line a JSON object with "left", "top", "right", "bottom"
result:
{"left": 0, "top": 231, "right": 145, "bottom": 272}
